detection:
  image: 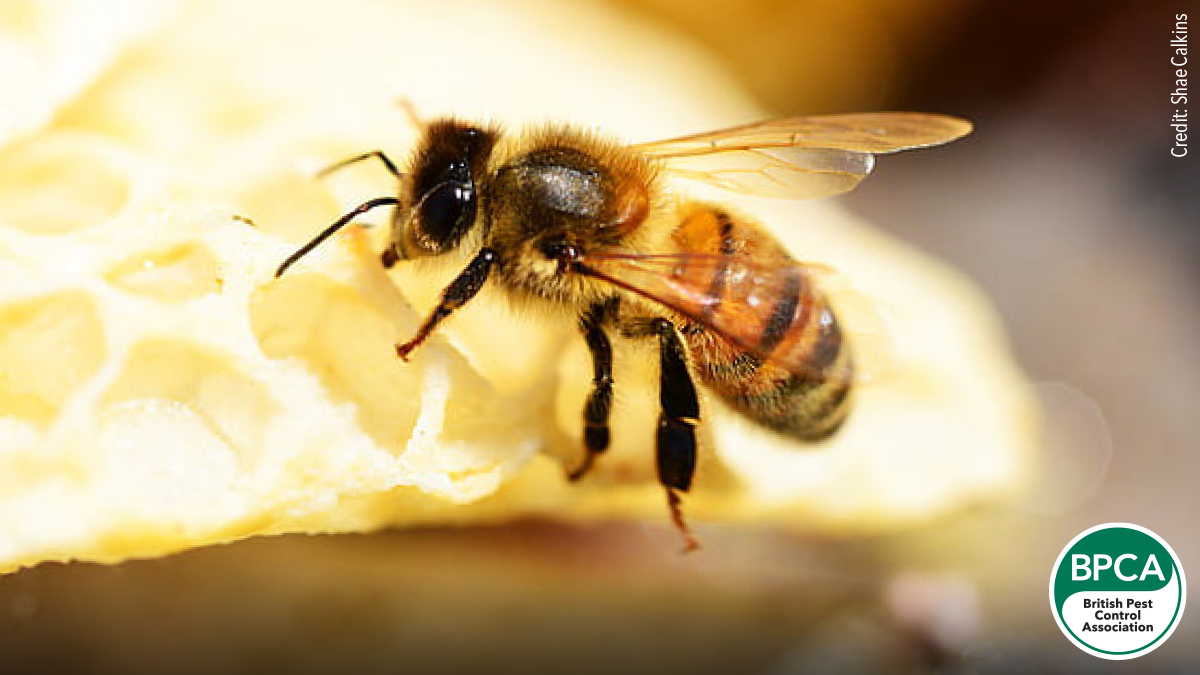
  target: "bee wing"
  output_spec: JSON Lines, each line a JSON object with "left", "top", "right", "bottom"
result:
{"left": 578, "top": 251, "right": 895, "bottom": 383}
{"left": 633, "top": 113, "right": 972, "bottom": 198}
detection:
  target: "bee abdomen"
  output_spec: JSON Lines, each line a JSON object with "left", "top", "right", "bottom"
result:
{"left": 689, "top": 314, "right": 854, "bottom": 442}
{"left": 672, "top": 204, "right": 854, "bottom": 441}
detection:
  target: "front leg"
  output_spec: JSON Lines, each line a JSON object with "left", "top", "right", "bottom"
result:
{"left": 652, "top": 318, "right": 701, "bottom": 552}
{"left": 395, "top": 248, "right": 497, "bottom": 360}
{"left": 570, "top": 299, "right": 618, "bottom": 481}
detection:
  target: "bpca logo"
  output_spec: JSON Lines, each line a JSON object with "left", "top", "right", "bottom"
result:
{"left": 1050, "top": 523, "right": 1186, "bottom": 660}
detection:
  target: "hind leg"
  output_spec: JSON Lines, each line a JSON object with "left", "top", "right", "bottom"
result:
{"left": 651, "top": 318, "right": 701, "bottom": 552}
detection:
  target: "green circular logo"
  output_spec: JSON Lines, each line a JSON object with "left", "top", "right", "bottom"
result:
{"left": 1050, "top": 523, "right": 1186, "bottom": 659}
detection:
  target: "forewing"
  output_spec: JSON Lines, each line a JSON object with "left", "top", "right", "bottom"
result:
{"left": 634, "top": 113, "right": 972, "bottom": 198}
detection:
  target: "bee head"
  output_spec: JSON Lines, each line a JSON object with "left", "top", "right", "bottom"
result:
{"left": 390, "top": 120, "right": 497, "bottom": 262}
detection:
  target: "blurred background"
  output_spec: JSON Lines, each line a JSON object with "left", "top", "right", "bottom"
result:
{"left": 1, "top": 0, "right": 1196, "bottom": 673}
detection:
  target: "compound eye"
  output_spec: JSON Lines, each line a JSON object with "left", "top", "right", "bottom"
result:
{"left": 418, "top": 181, "right": 474, "bottom": 243}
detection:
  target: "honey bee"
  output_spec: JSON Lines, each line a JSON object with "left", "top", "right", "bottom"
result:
{"left": 276, "top": 110, "right": 971, "bottom": 549}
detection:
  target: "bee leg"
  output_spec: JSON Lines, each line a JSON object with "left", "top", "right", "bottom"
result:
{"left": 395, "top": 248, "right": 497, "bottom": 361}
{"left": 569, "top": 299, "right": 619, "bottom": 481}
{"left": 315, "top": 151, "right": 402, "bottom": 180}
{"left": 652, "top": 318, "right": 701, "bottom": 552}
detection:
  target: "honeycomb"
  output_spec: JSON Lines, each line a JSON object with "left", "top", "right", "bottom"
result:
{"left": 0, "top": 0, "right": 1037, "bottom": 571}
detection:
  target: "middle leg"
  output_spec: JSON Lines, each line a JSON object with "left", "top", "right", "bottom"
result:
{"left": 570, "top": 298, "right": 618, "bottom": 481}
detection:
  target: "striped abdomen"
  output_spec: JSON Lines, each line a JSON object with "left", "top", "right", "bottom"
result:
{"left": 670, "top": 204, "right": 853, "bottom": 440}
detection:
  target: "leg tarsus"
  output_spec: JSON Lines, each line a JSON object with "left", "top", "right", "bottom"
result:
{"left": 666, "top": 489, "right": 700, "bottom": 553}
{"left": 566, "top": 451, "right": 595, "bottom": 482}
{"left": 395, "top": 248, "right": 497, "bottom": 361}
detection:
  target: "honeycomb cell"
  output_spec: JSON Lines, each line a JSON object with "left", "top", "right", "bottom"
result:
{"left": 105, "top": 243, "right": 222, "bottom": 301}
{"left": 0, "top": 292, "right": 106, "bottom": 422}
{"left": 249, "top": 274, "right": 422, "bottom": 452}
{"left": 96, "top": 399, "right": 241, "bottom": 520}
{"left": 0, "top": 132, "right": 131, "bottom": 234}
{"left": 100, "top": 339, "right": 277, "bottom": 465}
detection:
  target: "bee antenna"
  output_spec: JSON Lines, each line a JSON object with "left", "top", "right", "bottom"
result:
{"left": 274, "top": 196, "right": 400, "bottom": 278}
